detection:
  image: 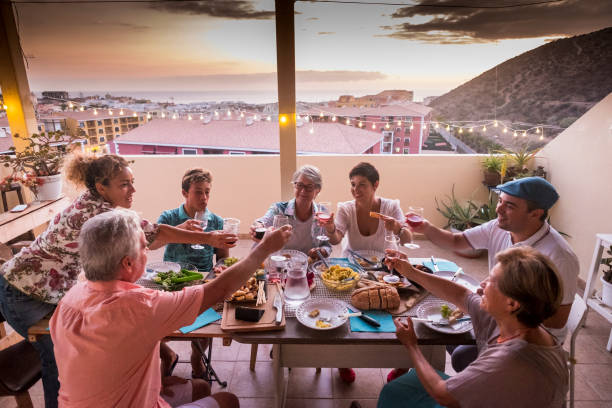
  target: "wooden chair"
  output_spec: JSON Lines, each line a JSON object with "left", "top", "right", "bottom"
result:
{"left": 566, "top": 294, "right": 588, "bottom": 408}
{"left": 0, "top": 313, "right": 42, "bottom": 408}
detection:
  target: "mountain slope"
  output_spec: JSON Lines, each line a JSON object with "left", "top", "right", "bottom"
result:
{"left": 429, "top": 27, "right": 612, "bottom": 129}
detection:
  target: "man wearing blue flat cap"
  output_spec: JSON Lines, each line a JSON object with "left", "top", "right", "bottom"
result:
{"left": 408, "top": 177, "right": 578, "bottom": 371}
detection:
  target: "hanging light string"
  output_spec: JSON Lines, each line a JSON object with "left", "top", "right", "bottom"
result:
{"left": 36, "top": 96, "right": 558, "bottom": 141}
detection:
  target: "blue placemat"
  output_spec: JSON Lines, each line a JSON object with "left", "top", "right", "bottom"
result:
{"left": 180, "top": 308, "right": 221, "bottom": 334}
{"left": 420, "top": 259, "right": 459, "bottom": 273}
{"left": 349, "top": 309, "right": 396, "bottom": 333}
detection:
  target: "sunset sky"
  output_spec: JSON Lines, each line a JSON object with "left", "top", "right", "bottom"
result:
{"left": 11, "top": 0, "right": 612, "bottom": 102}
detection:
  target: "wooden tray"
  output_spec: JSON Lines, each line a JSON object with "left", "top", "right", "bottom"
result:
{"left": 221, "top": 283, "right": 286, "bottom": 332}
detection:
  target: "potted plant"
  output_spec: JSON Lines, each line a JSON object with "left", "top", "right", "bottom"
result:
{"left": 481, "top": 154, "right": 503, "bottom": 187}
{"left": 435, "top": 187, "right": 497, "bottom": 258}
{"left": 0, "top": 131, "right": 82, "bottom": 201}
{"left": 601, "top": 245, "right": 612, "bottom": 307}
{"left": 499, "top": 146, "right": 540, "bottom": 182}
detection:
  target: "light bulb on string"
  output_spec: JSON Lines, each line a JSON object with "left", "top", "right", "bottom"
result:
{"left": 132, "top": 112, "right": 137, "bottom": 117}
{"left": 161, "top": 112, "right": 165, "bottom": 118}
{"left": 397, "top": 120, "right": 401, "bottom": 126}
{"left": 319, "top": 112, "right": 323, "bottom": 117}
{"left": 459, "top": 128, "right": 463, "bottom": 134}
{"left": 494, "top": 120, "right": 498, "bottom": 127}
{"left": 469, "top": 127, "right": 473, "bottom": 133}
{"left": 267, "top": 116, "right": 271, "bottom": 121}
{"left": 79, "top": 106, "right": 84, "bottom": 111}
{"left": 147, "top": 113, "right": 152, "bottom": 119}
{"left": 68, "top": 102, "right": 73, "bottom": 108}
{"left": 200, "top": 114, "right": 204, "bottom": 120}
{"left": 536, "top": 127, "right": 540, "bottom": 134}
{"left": 227, "top": 110, "right": 231, "bottom": 117}
{"left": 332, "top": 116, "right": 336, "bottom": 122}
{"left": 119, "top": 109, "right": 124, "bottom": 115}
{"left": 240, "top": 112, "right": 245, "bottom": 118}
{"left": 346, "top": 118, "right": 350, "bottom": 125}
{"left": 108, "top": 109, "right": 113, "bottom": 115}
{"left": 410, "top": 123, "right": 414, "bottom": 130}
{"left": 513, "top": 131, "right": 517, "bottom": 137}
{"left": 358, "top": 121, "right": 363, "bottom": 128}
{"left": 172, "top": 113, "right": 177, "bottom": 120}
{"left": 309, "top": 127, "right": 314, "bottom": 134}
{"left": 435, "top": 122, "right": 439, "bottom": 129}
{"left": 188, "top": 115, "right": 192, "bottom": 120}
{"left": 214, "top": 111, "right": 219, "bottom": 116}
{"left": 254, "top": 115, "right": 258, "bottom": 120}
{"left": 539, "top": 134, "right": 544, "bottom": 140}
{"left": 445, "top": 124, "right": 450, "bottom": 131}
{"left": 385, "top": 123, "right": 390, "bottom": 129}
{"left": 503, "top": 127, "right": 507, "bottom": 133}
{"left": 523, "top": 131, "right": 527, "bottom": 137}
{"left": 372, "top": 123, "right": 376, "bottom": 130}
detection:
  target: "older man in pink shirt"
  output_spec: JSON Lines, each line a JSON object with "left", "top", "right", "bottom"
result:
{"left": 50, "top": 209, "right": 292, "bottom": 407}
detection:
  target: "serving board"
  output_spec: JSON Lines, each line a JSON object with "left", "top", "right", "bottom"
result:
{"left": 221, "top": 283, "right": 286, "bottom": 332}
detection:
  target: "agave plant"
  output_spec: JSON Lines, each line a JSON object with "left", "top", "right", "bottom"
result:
{"left": 435, "top": 186, "right": 481, "bottom": 231}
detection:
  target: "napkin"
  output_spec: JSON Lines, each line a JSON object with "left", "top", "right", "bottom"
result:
{"left": 180, "top": 308, "right": 221, "bottom": 334}
{"left": 421, "top": 259, "right": 459, "bottom": 272}
{"left": 349, "top": 309, "right": 396, "bottom": 333}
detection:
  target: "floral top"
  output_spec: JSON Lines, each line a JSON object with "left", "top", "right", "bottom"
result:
{"left": 0, "top": 191, "right": 159, "bottom": 304}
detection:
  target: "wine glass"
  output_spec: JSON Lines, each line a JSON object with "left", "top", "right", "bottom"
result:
{"left": 384, "top": 233, "right": 400, "bottom": 275}
{"left": 223, "top": 218, "right": 240, "bottom": 245}
{"left": 403, "top": 206, "right": 423, "bottom": 250}
{"left": 273, "top": 215, "right": 290, "bottom": 230}
{"left": 315, "top": 201, "right": 332, "bottom": 245}
{"left": 191, "top": 210, "right": 208, "bottom": 249}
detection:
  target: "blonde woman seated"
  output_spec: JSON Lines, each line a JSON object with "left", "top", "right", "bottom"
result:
{"left": 377, "top": 246, "right": 568, "bottom": 408}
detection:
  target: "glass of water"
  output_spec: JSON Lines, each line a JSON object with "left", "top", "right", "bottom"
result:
{"left": 273, "top": 215, "right": 290, "bottom": 230}
{"left": 191, "top": 210, "right": 208, "bottom": 250}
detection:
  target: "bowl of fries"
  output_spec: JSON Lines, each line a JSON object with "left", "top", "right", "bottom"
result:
{"left": 315, "top": 262, "right": 361, "bottom": 291}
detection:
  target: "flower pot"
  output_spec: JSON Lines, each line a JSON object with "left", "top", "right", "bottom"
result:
{"left": 483, "top": 170, "right": 501, "bottom": 187}
{"left": 601, "top": 276, "right": 612, "bottom": 307}
{"left": 36, "top": 174, "right": 63, "bottom": 201}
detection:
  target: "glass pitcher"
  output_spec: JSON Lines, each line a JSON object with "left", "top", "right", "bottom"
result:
{"left": 283, "top": 259, "right": 310, "bottom": 305}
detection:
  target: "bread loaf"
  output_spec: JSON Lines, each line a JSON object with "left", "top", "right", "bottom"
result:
{"left": 351, "top": 286, "right": 400, "bottom": 310}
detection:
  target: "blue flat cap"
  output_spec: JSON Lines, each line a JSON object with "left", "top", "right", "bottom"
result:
{"left": 496, "top": 177, "right": 559, "bottom": 210}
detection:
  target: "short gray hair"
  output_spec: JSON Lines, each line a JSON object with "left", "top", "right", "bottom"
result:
{"left": 79, "top": 209, "right": 143, "bottom": 281}
{"left": 292, "top": 165, "right": 322, "bottom": 190}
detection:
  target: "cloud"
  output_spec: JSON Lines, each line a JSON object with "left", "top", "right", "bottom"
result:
{"left": 150, "top": 0, "right": 275, "bottom": 20}
{"left": 317, "top": 31, "right": 335, "bottom": 35}
{"left": 384, "top": 0, "right": 612, "bottom": 43}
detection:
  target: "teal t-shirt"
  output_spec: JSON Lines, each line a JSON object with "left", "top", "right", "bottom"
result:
{"left": 157, "top": 205, "right": 224, "bottom": 272}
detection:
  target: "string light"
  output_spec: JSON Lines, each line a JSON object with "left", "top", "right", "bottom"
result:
{"left": 119, "top": 109, "right": 124, "bottom": 115}
{"left": 68, "top": 102, "right": 73, "bottom": 108}
{"left": 523, "top": 131, "right": 527, "bottom": 137}
{"left": 147, "top": 113, "right": 152, "bottom": 119}
{"left": 397, "top": 120, "right": 401, "bottom": 126}
{"left": 132, "top": 112, "right": 137, "bottom": 117}
{"left": 536, "top": 127, "right": 540, "bottom": 133}
{"left": 227, "top": 110, "right": 231, "bottom": 117}
{"left": 346, "top": 118, "right": 350, "bottom": 125}
{"left": 188, "top": 115, "right": 192, "bottom": 120}
{"left": 469, "top": 127, "right": 473, "bottom": 133}
{"left": 459, "top": 127, "right": 463, "bottom": 134}
{"left": 309, "top": 127, "right": 314, "bottom": 134}
{"left": 445, "top": 124, "right": 450, "bottom": 131}
{"left": 503, "top": 127, "right": 507, "bottom": 133}
{"left": 482, "top": 125, "right": 487, "bottom": 132}
{"left": 385, "top": 123, "right": 390, "bottom": 129}
{"left": 214, "top": 111, "right": 219, "bottom": 116}
{"left": 410, "top": 123, "right": 414, "bottom": 130}
{"left": 494, "top": 120, "right": 498, "bottom": 127}
{"left": 372, "top": 123, "right": 376, "bottom": 129}
{"left": 172, "top": 113, "right": 177, "bottom": 120}
{"left": 435, "top": 123, "right": 439, "bottom": 129}
{"left": 513, "top": 131, "right": 517, "bottom": 137}
{"left": 267, "top": 116, "right": 272, "bottom": 121}
{"left": 79, "top": 106, "right": 84, "bottom": 111}
{"left": 279, "top": 114, "right": 288, "bottom": 124}
{"left": 108, "top": 109, "right": 113, "bottom": 115}
{"left": 200, "top": 114, "right": 204, "bottom": 120}
{"left": 319, "top": 112, "right": 324, "bottom": 117}
{"left": 358, "top": 121, "right": 363, "bottom": 128}
{"left": 161, "top": 112, "right": 165, "bottom": 118}
{"left": 331, "top": 116, "right": 336, "bottom": 122}
{"left": 2, "top": 104, "right": 8, "bottom": 110}
{"left": 240, "top": 112, "right": 245, "bottom": 118}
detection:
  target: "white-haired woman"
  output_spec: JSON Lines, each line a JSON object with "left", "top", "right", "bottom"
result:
{"left": 251, "top": 164, "right": 331, "bottom": 260}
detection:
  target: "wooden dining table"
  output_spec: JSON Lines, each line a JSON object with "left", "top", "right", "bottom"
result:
{"left": 27, "top": 257, "right": 477, "bottom": 408}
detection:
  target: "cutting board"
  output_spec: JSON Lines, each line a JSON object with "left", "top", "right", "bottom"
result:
{"left": 221, "top": 283, "right": 286, "bottom": 332}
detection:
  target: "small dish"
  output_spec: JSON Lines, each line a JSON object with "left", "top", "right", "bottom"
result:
{"left": 296, "top": 298, "right": 348, "bottom": 330}
{"left": 415, "top": 300, "right": 472, "bottom": 334}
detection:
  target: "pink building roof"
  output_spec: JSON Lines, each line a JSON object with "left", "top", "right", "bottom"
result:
{"left": 51, "top": 109, "right": 140, "bottom": 121}
{"left": 115, "top": 119, "right": 383, "bottom": 154}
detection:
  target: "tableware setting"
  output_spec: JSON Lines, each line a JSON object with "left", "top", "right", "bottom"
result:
{"left": 311, "top": 258, "right": 362, "bottom": 291}
{"left": 415, "top": 299, "right": 472, "bottom": 334}
{"left": 347, "top": 249, "right": 385, "bottom": 270}
{"left": 433, "top": 270, "right": 480, "bottom": 292}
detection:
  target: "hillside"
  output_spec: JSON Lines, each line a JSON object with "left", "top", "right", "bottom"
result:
{"left": 430, "top": 27, "right": 612, "bottom": 132}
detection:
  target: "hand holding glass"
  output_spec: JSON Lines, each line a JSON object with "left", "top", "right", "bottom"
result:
{"left": 273, "top": 215, "right": 290, "bottom": 230}
{"left": 223, "top": 218, "right": 240, "bottom": 245}
{"left": 191, "top": 211, "right": 208, "bottom": 250}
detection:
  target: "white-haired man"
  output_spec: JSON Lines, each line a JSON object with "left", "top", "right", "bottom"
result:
{"left": 50, "top": 209, "right": 292, "bottom": 408}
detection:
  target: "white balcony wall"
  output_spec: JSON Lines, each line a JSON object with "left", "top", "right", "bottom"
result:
{"left": 537, "top": 92, "right": 612, "bottom": 285}
{"left": 109, "top": 154, "right": 488, "bottom": 237}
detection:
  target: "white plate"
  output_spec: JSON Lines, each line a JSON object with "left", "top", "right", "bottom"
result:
{"left": 433, "top": 270, "right": 480, "bottom": 292}
{"left": 415, "top": 300, "right": 472, "bottom": 334}
{"left": 143, "top": 261, "right": 180, "bottom": 280}
{"left": 347, "top": 249, "right": 385, "bottom": 269}
{"left": 296, "top": 298, "right": 349, "bottom": 330}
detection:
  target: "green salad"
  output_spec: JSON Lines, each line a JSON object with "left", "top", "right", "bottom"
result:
{"left": 223, "top": 257, "right": 239, "bottom": 267}
{"left": 153, "top": 268, "right": 203, "bottom": 291}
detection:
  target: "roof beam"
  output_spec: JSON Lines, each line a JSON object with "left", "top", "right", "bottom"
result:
{"left": 275, "top": 0, "right": 297, "bottom": 201}
{"left": 0, "top": 0, "right": 38, "bottom": 152}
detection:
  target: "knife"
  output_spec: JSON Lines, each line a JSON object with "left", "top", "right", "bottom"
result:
{"left": 345, "top": 304, "right": 381, "bottom": 328}
{"left": 430, "top": 256, "right": 440, "bottom": 272}
{"left": 273, "top": 294, "right": 283, "bottom": 325}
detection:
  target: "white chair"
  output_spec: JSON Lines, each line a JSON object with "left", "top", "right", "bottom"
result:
{"left": 566, "top": 294, "right": 588, "bottom": 408}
